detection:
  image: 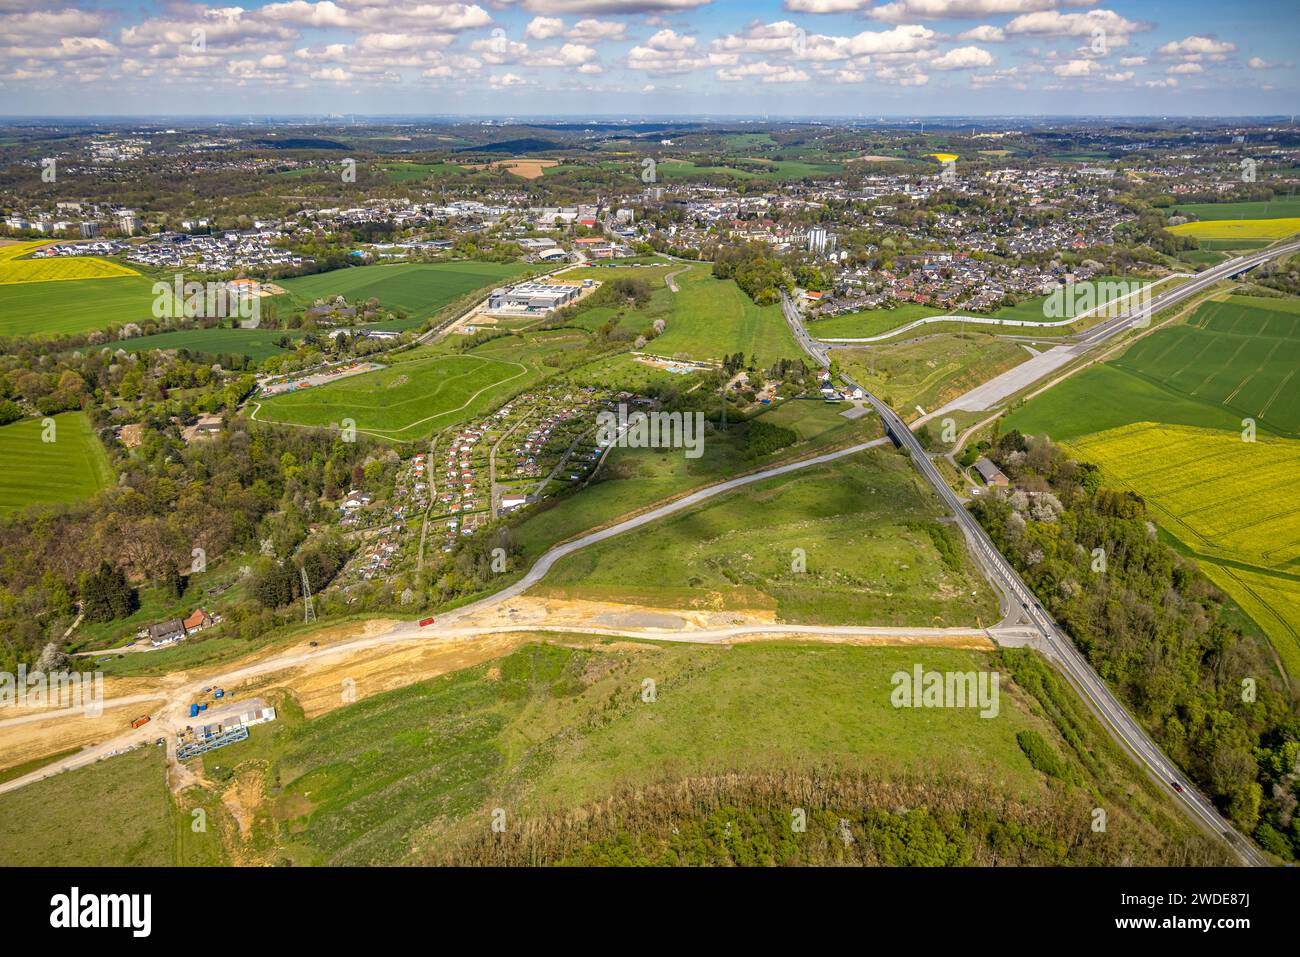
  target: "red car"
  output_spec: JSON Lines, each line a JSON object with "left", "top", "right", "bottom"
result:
{"left": 1171, "top": 780, "right": 1184, "bottom": 793}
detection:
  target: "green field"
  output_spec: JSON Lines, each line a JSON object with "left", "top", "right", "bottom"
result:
{"left": 275, "top": 261, "right": 533, "bottom": 331}
{"left": 1, "top": 639, "right": 1217, "bottom": 865}
{"left": 0, "top": 747, "right": 177, "bottom": 866}
{"left": 655, "top": 158, "right": 843, "bottom": 181}
{"left": 379, "top": 161, "right": 465, "bottom": 182}
{"left": 1171, "top": 198, "right": 1300, "bottom": 221}
{"left": 254, "top": 352, "right": 531, "bottom": 441}
{"left": 808, "top": 303, "right": 944, "bottom": 340}
{"left": 0, "top": 274, "right": 157, "bottom": 338}
{"left": 1110, "top": 296, "right": 1300, "bottom": 436}
{"left": 650, "top": 266, "right": 802, "bottom": 368}
{"left": 838, "top": 334, "right": 1028, "bottom": 419}
{"left": 534, "top": 448, "right": 999, "bottom": 626}
{"left": 121, "top": 326, "right": 301, "bottom": 359}
{"left": 512, "top": 400, "right": 879, "bottom": 565}
{"left": 0, "top": 412, "right": 114, "bottom": 513}
{"left": 1005, "top": 363, "right": 1245, "bottom": 441}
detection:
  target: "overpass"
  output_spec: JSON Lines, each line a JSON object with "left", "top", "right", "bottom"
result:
{"left": 781, "top": 237, "right": 1300, "bottom": 865}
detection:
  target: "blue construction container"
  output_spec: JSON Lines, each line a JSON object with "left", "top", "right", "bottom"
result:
{"left": 189, "top": 703, "right": 199, "bottom": 718}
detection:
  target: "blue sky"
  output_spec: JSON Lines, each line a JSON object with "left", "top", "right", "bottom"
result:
{"left": 0, "top": 1, "right": 1295, "bottom": 116}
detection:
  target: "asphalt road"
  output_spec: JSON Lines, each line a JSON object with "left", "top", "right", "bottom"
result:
{"left": 782, "top": 242, "right": 1300, "bottom": 866}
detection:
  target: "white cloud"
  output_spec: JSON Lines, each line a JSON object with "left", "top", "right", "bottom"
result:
{"left": 958, "top": 25, "right": 1006, "bottom": 42}
{"left": 930, "top": 45, "right": 994, "bottom": 69}
{"left": 1247, "top": 56, "right": 1273, "bottom": 70}
{"left": 1053, "top": 58, "right": 1098, "bottom": 77}
{"left": 864, "top": 0, "right": 1101, "bottom": 23}
{"left": 1167, "top": 62, "right": 1202, "bottom": 74}
{"left": 717, "top": 60, "right": 810, "bottom": 83}
{"left": 645, "top": 28, "right": 696, "bottom": 52}
{"left": 1156, "top": 36, "right": 1235, "bottom": 57}
{"left": 1006, "top": 10, "right": 1150, "bottom": 45}
{"left": 567, "top": 18, "right": 626, "bottom": 41}
{"left": 524, "top": 16, "right": 564, "bottom": 40}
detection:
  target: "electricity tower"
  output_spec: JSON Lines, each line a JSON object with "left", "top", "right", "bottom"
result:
{"left": 300, "top": 566, "right": 316, "bottom": 623}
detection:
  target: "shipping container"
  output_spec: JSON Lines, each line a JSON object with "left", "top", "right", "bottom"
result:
{"left": 131, "top": 715, "right": 151, "bottom": 729}
{"left": 419, "top": 616, "right": 436, "bottom": 627}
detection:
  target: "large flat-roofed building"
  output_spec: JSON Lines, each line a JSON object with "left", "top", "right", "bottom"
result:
{"left": 487, "top": 280, "right": 586, "bottom": 316}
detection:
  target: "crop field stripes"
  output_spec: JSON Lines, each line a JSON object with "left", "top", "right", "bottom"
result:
{"left": 1256, "top": 367, "right": 1296, "bottom": 421}
{"left": 1190, "top": 334, "right": 1250, "bottom": 396}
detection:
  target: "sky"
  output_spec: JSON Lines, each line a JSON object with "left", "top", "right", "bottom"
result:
{"left": 0, "top": 0, "right": 1296, "bottom": 117}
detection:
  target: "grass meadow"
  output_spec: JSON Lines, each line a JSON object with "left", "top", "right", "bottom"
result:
{"left": 254, "top": 352, "right": 531, "bottom": 441}
{"left": 0, "top": 412, "right": 114, "bottom": 513}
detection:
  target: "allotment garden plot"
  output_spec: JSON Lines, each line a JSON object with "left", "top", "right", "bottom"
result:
{"left": 255, "top": 353, "right": 529, "bottom": 441}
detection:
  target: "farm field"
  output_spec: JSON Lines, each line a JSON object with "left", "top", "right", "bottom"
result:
{"left": 1063, "top": 422, "right": 1300, "bottom": 675}
{"left": 1167, "top": 218, "right": 1300, "bottom": 241}
{"left": 838, "top": 334, "right": 1029, "bottom": 419}
{"left": 0, "top": 256, "right": 139, "bottom": 285}
{"left": 649, "top": 266, "right": 803, "bottom": 368}
{"left": 379, "top": 161, "right": 464, "bottom": 182}
{"left": 254, "top": 352, "right": 531, "bottom": 441}
{"left": 0, "top": 240, "right": 49, "bottom": 261}
{"left": 5, "top": 638, "right": 1213, "bottom": 865}
{"left": 1171, "top": 198, "right": 1300, "bottom": 220}
{"left": 1109, "top": 296, "right": 1300, "bottom": 437}
{"left": 274, "top": 261, "right": 533, "bottom": 331}
{"left": 654, "top": 158, "right": 843, "bottom": 181}
{"left": 120, "top": 326, "right": 301, "bottom": 360}
{"left": 1005, "top": 363, "right": 1245, "bottom": 441}
{"left": 0, "top": 412, "right": 114, "bottom": 513}
{"left": 0, "top": 274, "right": 158, "bottom": 338}
{"left": 533, "top": 448, "right": 1000, "bottom": 627}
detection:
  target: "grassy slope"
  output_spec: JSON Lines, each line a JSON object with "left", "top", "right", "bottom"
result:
{"left": 0, "top": 747, "right": 175, "bottom": 866}
{"left": 838, "top": 334, "right": 1028, "bottom": 418}
{"left": 650, "top": 266, "right": 803, "bottom": 368}
{"left": 534, "top": 448, "right": 1000, "bottom": 627}
{"left": 255, "top": 352, "right": 532, "bottom": 441}
{"left": 0, "top": 412, "right": 114, "bottom": 513}
{"left": 511, "top": 400, "right": 880, "bottom": 565}
{"left": 2, "top": 639, "right": 1219, "bottom": 865}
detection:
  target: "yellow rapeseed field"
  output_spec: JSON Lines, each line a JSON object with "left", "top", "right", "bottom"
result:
{"left": 0, "top": 240, "right": 52, "bottom": 262}
{"left": 1065, "top": 421, "right": 1300, "bottom": 674}
{"left": 1167, "top": 217, "right": 1300, "bottom": 241}
{"left": 0, "top": 255, "right": 139, "bottom": 285}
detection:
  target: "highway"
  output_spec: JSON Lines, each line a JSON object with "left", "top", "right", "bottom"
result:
{"left": 782, "top": 241, "right": 1300, "bottom": 866}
